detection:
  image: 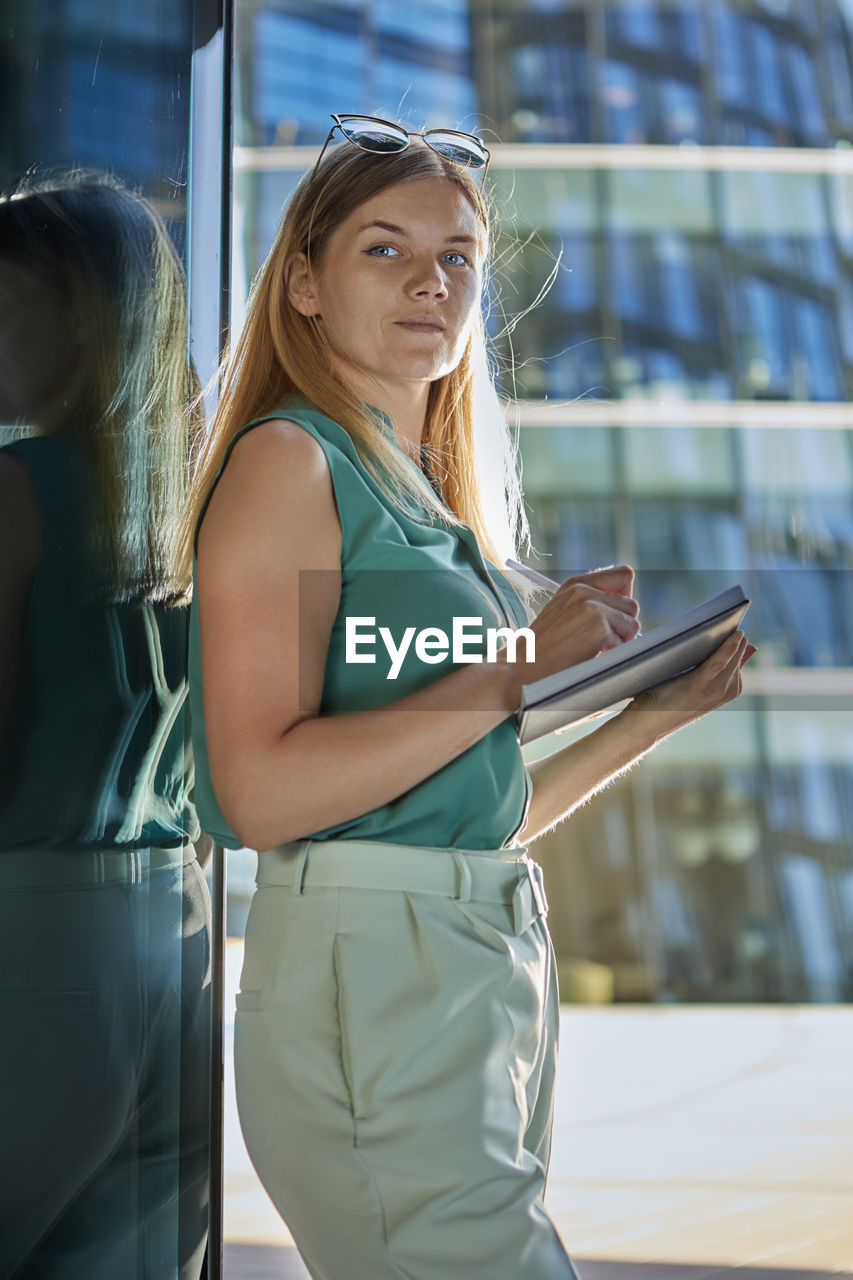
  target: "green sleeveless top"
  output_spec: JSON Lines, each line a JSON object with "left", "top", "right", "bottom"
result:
{"left": 0, "top": 434, "right": 199, "bottom": 851}
{"left": 188, "top": 397, "right": 532, "bottom": 851}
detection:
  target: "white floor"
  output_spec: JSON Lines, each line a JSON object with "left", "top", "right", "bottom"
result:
{"left": 223, "top": 941, "right": 853, "bottom": 1278}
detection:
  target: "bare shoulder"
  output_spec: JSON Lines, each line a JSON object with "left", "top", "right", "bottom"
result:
{"left": 216, "top": 417, "right": 334, "bottom": 500}
{"left": 231, "top": 416, "right": 330, "bottom": 470}
{"left": 197, "top": 418, "right": 341, "bottom": 569}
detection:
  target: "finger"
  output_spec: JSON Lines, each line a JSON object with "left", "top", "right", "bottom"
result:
{"left": 720, "top": 634, "right": 751, "bottom": 682}
{"left": 724, "top": 631, "right": 749, "bottom": 667}
{"left": 700, "top": 629, "right": 745, "bottom": 677}
{"left": 555, "top": 581, "right": 640, "bottom": 617}
{"left": 605, "top": 604, "right": 643, "bottom": 644}
{"left": 563, "top": 564, "right": 635, "bottom": 596}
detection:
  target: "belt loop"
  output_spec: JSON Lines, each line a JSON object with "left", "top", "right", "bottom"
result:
{"left": 512, "top": 858, "right": 526, "bottom": 935}
{"left": 450, "top": 851, "right": 472, "bottom": 903}
{"left": 524, "top": 855, "right": 549, "bottom": 919}
{"left": 290, "top": 840, "right": 312, "bottom": 896}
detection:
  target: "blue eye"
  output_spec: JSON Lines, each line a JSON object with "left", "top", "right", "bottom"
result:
{"left": 443, "top": 251, "right": 471, "bottom": 267}
{"left": 365, "top": 243, "right": 400, "bottom": 257}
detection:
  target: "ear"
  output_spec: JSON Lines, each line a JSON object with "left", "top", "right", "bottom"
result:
{"left": 284, "top": 251, "right": 321, "bottom": 317}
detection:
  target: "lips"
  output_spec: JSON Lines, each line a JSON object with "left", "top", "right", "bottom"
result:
{"left": 395, "top": 316, "right": 446, "bottom": 332}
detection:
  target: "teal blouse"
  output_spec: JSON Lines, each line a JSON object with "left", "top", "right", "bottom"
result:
{"left": 189, "top": 398, "right": 532, "bottom": 851}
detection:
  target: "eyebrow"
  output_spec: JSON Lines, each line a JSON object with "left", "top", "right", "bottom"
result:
{"left": 357, "top": 219, "right": 480, "bottom": 246}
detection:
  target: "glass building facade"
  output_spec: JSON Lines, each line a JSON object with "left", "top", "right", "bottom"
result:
{"left": 231, "top": 0, "right": 853, "bottom": 1004}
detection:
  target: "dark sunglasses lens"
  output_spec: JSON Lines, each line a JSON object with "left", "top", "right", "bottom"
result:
{"left": 423, "top": 131, "right": 488, "bottom": 168}
{"left": 339, "top": 118, "right": 408, "bottom": 153}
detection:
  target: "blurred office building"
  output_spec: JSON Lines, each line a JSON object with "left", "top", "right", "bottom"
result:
{"left": 231, "top": 0, "right": 853, "bottom": 1004}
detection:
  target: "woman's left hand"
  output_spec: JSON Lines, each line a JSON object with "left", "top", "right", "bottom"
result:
{"left": 625, "top": 630, "right": 757, "bottom": 741}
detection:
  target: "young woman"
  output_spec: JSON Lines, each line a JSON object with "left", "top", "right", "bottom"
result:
{"left": 186, "top": 116, "right": 755, "bottom": 1279}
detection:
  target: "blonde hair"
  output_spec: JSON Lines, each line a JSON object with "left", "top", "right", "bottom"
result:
{"left": 179, "top": 135, "right": 528, "bottom": 588}
{"left": 0, "top": 172, "right": 202, "bottom": 604}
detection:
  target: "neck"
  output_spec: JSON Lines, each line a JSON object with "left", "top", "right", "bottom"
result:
{"left": 336, "top": 364, "right": 430, "bottom": 458}
{"left": 374, "top": 385, "right": 430, "bottom": 457}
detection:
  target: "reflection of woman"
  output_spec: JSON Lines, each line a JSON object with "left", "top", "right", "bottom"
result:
{"left": 0, "top": 175, "right": 210, "bottom": 1279}
{"left": 186, "top": 116, "right": 754, "bottom": 1279}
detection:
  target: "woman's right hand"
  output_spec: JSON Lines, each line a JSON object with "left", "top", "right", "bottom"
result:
{"left": 505, "top": 565, "right": 641, "bottom": 697}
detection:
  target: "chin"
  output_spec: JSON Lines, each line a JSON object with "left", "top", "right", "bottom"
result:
{"left": 395, "top": 360, "right": 449, "bottom": 382}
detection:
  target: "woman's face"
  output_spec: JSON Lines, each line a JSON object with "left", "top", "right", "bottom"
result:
{"left": 287, "top": 176, "right": 485, "bottom": 399}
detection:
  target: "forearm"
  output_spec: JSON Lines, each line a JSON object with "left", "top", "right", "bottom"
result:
{"left": 518, "top": 701, "right": 669, "bottom": 845}
{"left": 216, "top": 656, "right": 520, "bottom": 851}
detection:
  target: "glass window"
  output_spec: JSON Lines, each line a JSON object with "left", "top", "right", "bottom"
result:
{"left": 535, "top": 495, "right": 620, "bottom": 572}
{"left": 658, "top": 77, "right": 705, "bottom": 145}
{"left": 376, "top": 0, "right": 471, "bottom": 52}
{"left": 740, "top": 428, "right": 853, "bottom": 496}
{"left": 632, "top": 500, "right": 747, "bottom": 577}
{"left": 788, "top": 43, "right": 826, "bottom": 138}
{"left": 556, "top": 235, "right": 597, "bottom": 312}
{"left": 493, "top": 168, "right": 597, "bottom": 237}
{"left": 602, "top": 60, "right": 646, "bottom": 144}
{"left": 610, "top": 232, "right": 648, "bottom": 323}
{"left": 653, "top": 230, "right": 707, "bottom": 340}
{"left": 714, "top": 4, "right": 751, "bottom": 107}
{"left": 608, "top": 168, "right": 714, "bottom": 235}
{"left": 837, "top": 276, "right": 853, "bottom": 362}
{"left": 607, "top": 1, "right": 660, "bottom": 49}
{"left": 676, "top": 4, "right": 703, "bottom": 62}
{"left": 624, "top": 427, "right": 735, "bottom": 495}
{"left": 826, "top": 26, "right": 853, "bottom": 123}
{"left": 792, "top": 297, "right": 843, "bottom": 400}
{"left": 779, "top": 857, "right": 845, "bottom": 999}
{"left": 751, "top": 21, "right": 789, "bottom": 122}
{"left": 512, "top": 44, "right": 549, "bottom": 99}
{"left": 828, "top": 172, "right": 853, "bottom": 257}
{"left": 736, "top": 276, "right": 790, "bottom": 393}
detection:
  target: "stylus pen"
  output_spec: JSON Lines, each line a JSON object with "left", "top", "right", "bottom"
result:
{"left": 505, "top": 559, "right": 561, "bottom": 594}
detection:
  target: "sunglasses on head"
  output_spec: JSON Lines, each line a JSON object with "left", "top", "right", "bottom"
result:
{"left": 310, "top": 113, "right": 491, "bottom": 182}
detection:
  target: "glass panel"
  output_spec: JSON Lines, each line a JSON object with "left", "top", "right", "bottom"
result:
{"left": 519, "top": 426, "right": 615, "bottom": 495}
{"left": 624, "top": 426, "right": 734, "bottom": 494}
{"left": 0, "top": 3, "right": 211, "bottom": 1276}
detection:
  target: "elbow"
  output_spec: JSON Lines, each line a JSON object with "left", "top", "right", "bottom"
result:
{"left": 208, "top": 724, "right": 330, "bottom": 851}
{"left": 212, "top": 769, "right": 309, "bottom": 853}
{"left": 219, "top": 794, "right": 295, "bottom": 854}
{"left": 207, "top": 734, "right": 289, "bottom": 851}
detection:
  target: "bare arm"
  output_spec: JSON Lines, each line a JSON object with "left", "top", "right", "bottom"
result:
{"left": 516, "top": 629, "right": 756, "bottom": 845}
{"left": 195, "top": 421, "right": 642, "bottom": 852}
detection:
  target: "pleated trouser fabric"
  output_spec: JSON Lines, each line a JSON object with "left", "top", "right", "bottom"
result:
{"left": 234, "top": 839, "right": 579, "bottom": 1280}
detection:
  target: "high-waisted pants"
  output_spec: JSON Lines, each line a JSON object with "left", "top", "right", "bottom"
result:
{"left": 235, "top": 838, "right": 579, "bottom": 1280}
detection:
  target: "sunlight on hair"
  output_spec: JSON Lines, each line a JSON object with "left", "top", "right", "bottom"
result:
{"left": 470, "top": 333, "right": 528, "bottom": 568}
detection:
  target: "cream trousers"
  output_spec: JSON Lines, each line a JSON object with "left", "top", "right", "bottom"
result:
{"left": 235, "top": 837, "right": 578, "bottom": 1280}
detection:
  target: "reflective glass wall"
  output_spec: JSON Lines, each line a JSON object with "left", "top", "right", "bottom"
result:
{"left": 229, "top": 0, "right": 853, "bottom": 1009}
{"left": 0, "top": 3, "right": 214, "bottom": 1275}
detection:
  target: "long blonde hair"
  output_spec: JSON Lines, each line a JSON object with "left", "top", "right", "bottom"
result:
{"left": 179, "top": 136, "right": 528, "bottom": 589}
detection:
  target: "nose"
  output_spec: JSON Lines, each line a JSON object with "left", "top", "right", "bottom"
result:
{"left": 406, "top": 257, "right": 449, "bottom": 300}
